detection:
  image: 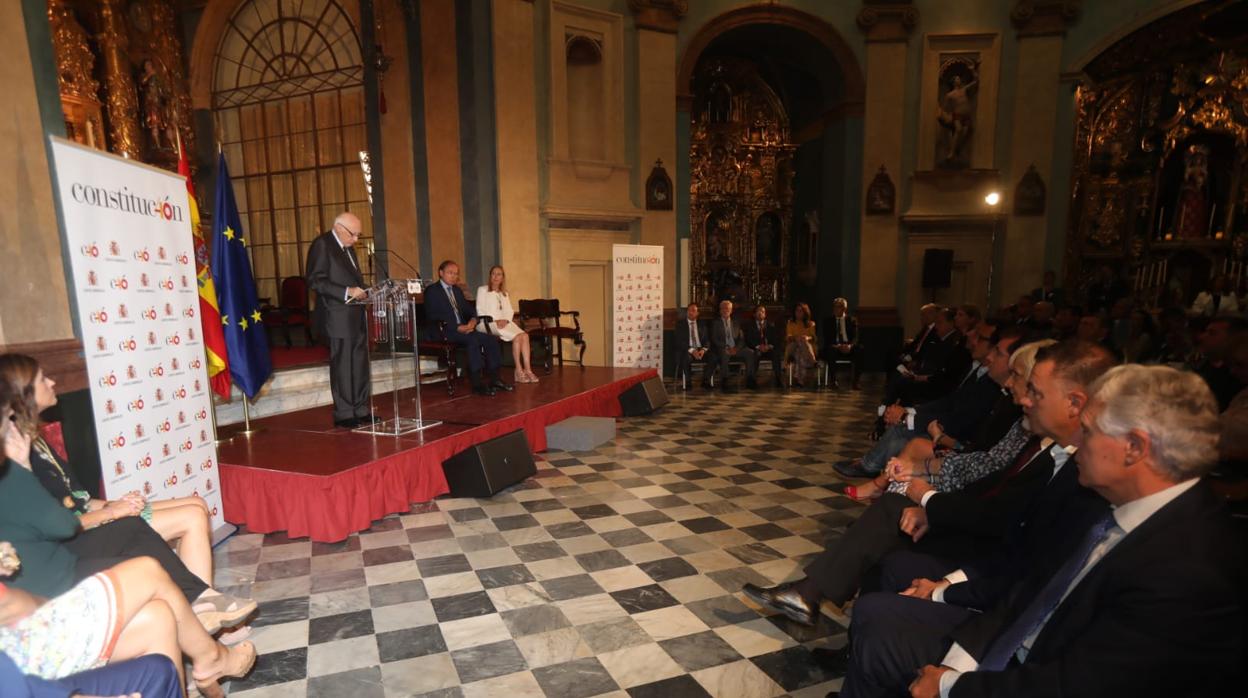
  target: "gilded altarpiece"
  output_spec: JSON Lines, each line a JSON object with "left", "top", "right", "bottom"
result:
{"left": 48, "top": 0, "right": 196, "bottom": 173}
{"left": 1066, "top": 5, "right": 1248, "bottom": 306}
{"left": 689, "top": 58, "right": 796, "bottom": 307}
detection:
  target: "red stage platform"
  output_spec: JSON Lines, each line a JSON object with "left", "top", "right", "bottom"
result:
{"left": 216, "top": 366, "right": 656, "bottom": 542}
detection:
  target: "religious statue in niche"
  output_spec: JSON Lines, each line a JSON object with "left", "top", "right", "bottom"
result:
{"left": 1156, "top": 140, "right": 1232, "bottom": 240}
{"left": 865, "top": 166, "right": 895, "bottom": 215}
{"left": 705, "top": 210, "right": 731, "bottom": 262}
{"left": 755, "top": 212, "right": 782, "bottom": 267}
{"left": 1014, "top": 165, "right": 1046, "bottom": 216}
{"left": 645, "top": 159, "right": 673, "bottom": 210}
{"left": 138, "top": 58, "right": 176, "bottom": 152}
{"left": 935, "top": 57, "right": 979, "bottom": 169}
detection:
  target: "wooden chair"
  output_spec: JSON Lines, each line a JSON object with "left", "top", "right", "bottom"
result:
{"left": 260, "top": 276, "right": 313, "bottom": 348}
{"left": 517, "top": 298, "right": 586, "bottom": 371}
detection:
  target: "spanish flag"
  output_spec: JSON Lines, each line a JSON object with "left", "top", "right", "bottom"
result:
{"left": 178, "top": 139, "right": 231, "bottom": 398}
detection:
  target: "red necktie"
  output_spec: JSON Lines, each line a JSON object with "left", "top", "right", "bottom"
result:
{"left": 981, "top": 436, "right": 1045, "bottom": 499}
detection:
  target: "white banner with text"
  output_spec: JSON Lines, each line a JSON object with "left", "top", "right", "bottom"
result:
{"left": 51, "top": 138, "right": 224, "bottom": 529}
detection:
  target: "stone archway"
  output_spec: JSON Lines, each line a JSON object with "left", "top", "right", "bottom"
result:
{"left": 676, "top": 6, "right": 865, "bottom": 111}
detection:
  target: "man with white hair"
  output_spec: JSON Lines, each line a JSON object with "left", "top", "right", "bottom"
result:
{"left": 306, "top": 211, "right": 372, "bottom": 428}
{"left": 891, "top": 365, "right": 1244, "bottom": 698}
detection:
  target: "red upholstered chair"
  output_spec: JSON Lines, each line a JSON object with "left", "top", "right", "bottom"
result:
{"left": 517, "top": 298, "right": 586, "bottom": 372}
{"left": 261, "top": 276, "right": 313, "bottom": 348}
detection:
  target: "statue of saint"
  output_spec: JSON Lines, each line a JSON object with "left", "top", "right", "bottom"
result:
{"left": 936, "top": 73, "right": 978, "bottom": 168}
{"left": 1174, "top": 144, "right": 1211, "bottom": 239}
{"left": 139, "top": 59, "right": 175, "bottom": 151}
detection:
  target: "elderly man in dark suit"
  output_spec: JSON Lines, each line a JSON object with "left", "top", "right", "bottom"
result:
{"left": 852, "top": 364, "right": 1245, "bottom": 698}
{"left": 825, "top": 297, "right": 863, "bottom": 390}
{"left": 306, "top": 211, "right": 372, "bottom": 428}
{"left": 424, "top": 260, "right": 512, "bottom": 397}
{"left": 709, "top": 300, "right": 757, "bottom": 392}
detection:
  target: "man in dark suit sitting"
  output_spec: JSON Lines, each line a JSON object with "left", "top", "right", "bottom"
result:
{"left": 306, "top": 211, "right": 372, "bottom": 428}
{"left": 673, "top": 303, "right": 710, "bottom": 390}
{"left": 424, "top": 260, "right": 512, "bottom": 396}
{"left": 708, "top": 300, "right": 756, "bottom": 392}
{"left": 892, "top": 364, "right": 1245, "bottom": 698}
{"left": 825, "top": 298, "right": 864, "bottom": 390}
{"left": 743, "top": 304, "right": 782, "bottom": 388}
{"left": 743, "top": 341, "right": 1116, "bottom": 631}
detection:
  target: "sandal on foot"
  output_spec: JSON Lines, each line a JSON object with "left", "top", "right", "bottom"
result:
{"left": 193, "top": 593, "right": 257, "bottom": 634}
{"left": 192, "top": 641, "right": 257, "bottom": 698}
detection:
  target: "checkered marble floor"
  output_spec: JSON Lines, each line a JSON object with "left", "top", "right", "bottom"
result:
{"left": 213, "top": 380, "right": 879, "bottom": 697}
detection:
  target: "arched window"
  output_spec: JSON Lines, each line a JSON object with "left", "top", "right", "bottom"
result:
{"left": 212, "top": 0, "right": 368, "bottom": 303}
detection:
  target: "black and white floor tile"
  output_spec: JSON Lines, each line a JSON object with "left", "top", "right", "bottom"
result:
{"left": 214, "top": 380, "right": 878, "bottom": 697}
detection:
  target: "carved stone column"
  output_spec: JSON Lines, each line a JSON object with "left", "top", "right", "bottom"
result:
{"left": 97, "top": 0, "right": 141, "bottom": 158}
{"left": 998, "top": 1, "right": 1081, "bottom": 300}
{"left": 855, "top": 2, "right": 917, "bottom": 321}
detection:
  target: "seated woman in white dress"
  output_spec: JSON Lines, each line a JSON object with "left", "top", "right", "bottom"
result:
{"left": 476, "top": 265, "right": 538, "bottom": 383}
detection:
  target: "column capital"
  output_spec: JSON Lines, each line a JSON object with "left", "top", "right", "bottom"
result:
{"left": 857, "top": 2, "right": 918, "bottom": 43}
{"left": 1011, "top": 1, "right": 1081, "bottom": 37}
{"left": 628, "top": 0, "right": 687, "bottom": 34}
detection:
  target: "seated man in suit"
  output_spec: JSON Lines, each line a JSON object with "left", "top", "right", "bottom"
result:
{"left": 424, "top": 260, "right": 513, "bottom": 396}
{"left": 743, "top": 304, "right": 782, "bottom": 388}
{"left": 744, "top": 341, "right": 1116, "bottom": 630}
{"left": 883, "top": 307, "right": 970, "bottom": 409}
{"left": 846, "top": 364, "right": 1245, "bottom": 698}
{"left": 835, "top": 322, "right": 1019, "bottom": 481}
{"left": 708, "top": 300, "right": 757, "bottom": 392}
{"left": 824, "top": 298, "right": 864, "bottom": 390}
{"left": 673, "top": 303, "right": 710, "bottom": 390}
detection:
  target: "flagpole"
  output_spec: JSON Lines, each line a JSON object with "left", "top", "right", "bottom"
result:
{"left": 239, "top": 395, "right": 259, "bottom": 436}
{"left": 209, "top": 395, "right": 231, "bottom": 444}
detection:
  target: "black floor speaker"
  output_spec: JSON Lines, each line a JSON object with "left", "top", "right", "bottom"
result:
{"left": 441, "top": 429, "right": 536, "bottom": 498}
{"left": 619, "top": 375, "right": 669, "bottom": 416}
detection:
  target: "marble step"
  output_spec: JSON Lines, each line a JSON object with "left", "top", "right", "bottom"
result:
{"left": 214, "top": 354, "right": 442, "bottom": 426}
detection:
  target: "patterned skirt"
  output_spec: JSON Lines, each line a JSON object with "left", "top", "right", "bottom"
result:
{"left": 0, "top": 571, "right": 123, "bottom": 679}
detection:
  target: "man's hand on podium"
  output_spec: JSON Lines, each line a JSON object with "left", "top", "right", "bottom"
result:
{"left": 348, "top": 286, "right": 367, "bottom": 301}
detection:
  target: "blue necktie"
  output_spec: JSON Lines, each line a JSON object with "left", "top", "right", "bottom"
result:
{"left": 978, "top": 511, "right": 1117, "bottom": 670}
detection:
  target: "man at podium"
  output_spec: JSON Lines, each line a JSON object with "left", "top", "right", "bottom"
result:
{"left": 307, "top": 211, "right": 372, "bottom": 428}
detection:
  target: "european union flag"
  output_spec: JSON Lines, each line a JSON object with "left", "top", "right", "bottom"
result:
{"left": 212, "top": 153, "right": 272, "bottom": 399}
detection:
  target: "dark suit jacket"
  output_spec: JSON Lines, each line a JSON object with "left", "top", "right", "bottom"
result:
{"left": 823, "top": 315, "right": 859, "bottom": 351}
{"left": 963, "top": 392, "right": 1022, "bottom": 453}
{"left": 943, "top": 462, "right": 1108, "bottom": 612}
{"left": 709, "top": 316, "right": 745, "bottom": 353}
{"left": 423, "top": 281, "right": 478, "bottom": 340}
{"left": 926, "top": 446, "right": 1056, "bottom": 540}
{"left": 743, "top": 318, "right": 779, "bottom": 352}
{"left": 306, "top": 231, "right": 366, "bottom": 339}
{"left": 673, "top": 318, "right": 709, "bottom": 353}
{"left": 949, "top": 482, "right": 1246, "bottom": 698}
{"left": 914, "top": 370, "right": 1003, "bottom": 440}
{"left": 916, "top": 331, "right": 973, "bottom": 396}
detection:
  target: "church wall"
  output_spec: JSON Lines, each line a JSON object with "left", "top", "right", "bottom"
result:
{"left": 377, "top": 0, "right": 421, "bottom": 280}
{"left": 0, "top": 0, "right": 75, "bottom": 345}
{"left": 420, "top": 0, "right": 467, "bottom": 272}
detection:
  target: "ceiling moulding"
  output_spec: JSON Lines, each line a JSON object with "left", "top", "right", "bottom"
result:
{"left": 1011, "top": 1, "right": 1082, "bottom": 38}
{"left": 857, "top": 2, "right": 919, "bottom": 43}
{"left": 627, "top": 0, "right": 687, "bottom": 34}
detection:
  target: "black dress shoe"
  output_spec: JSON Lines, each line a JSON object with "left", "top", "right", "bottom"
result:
{"left": 355, "top": 413, "right": 375, "bottom": 425}
{"left": 472, "top": 385, "right": 497, "bottom": 396}
{"left": 833, "top": 459, "right": 873, "bottom": 479}
{"left": 700, "top": 382, "right": 713, "bottom": 390}
{"left": 811, "top": 644, "right": 851, "bottom": 678}
{"left": 741, "top": 582, "right": 816, "bottom": 626}
{"left": 491, "top": 379, "right": 514, "bottom": 392}
{"left": 721, "top": 385, "right": 738, "bottom": 394}
{"left": 746, "top": 379, "right": 759, "bottom": 390}
{"left": 333, "top": 418, "right": 358, "bottom": 429}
